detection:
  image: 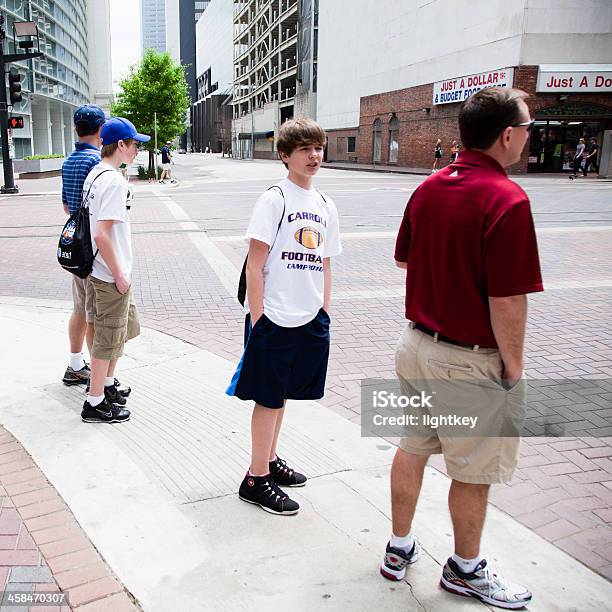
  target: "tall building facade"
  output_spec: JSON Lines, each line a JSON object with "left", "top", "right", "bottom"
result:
{"left": 317, "top": 0, "right": 612, "bottom": 174}
{"left": 2, "top": 0, "right": 112, "bottom": 159}
{"left": 192, "top": 0, "right": 233, "bottom": 153}
{"left": 232, "top": 0, "right": 319, "bottom": 159}
{"left": 141, "top": 0, "right": 166, "bottom": 54}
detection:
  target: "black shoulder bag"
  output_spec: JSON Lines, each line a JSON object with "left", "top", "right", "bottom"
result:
{"left": 57, "top": 169, "right": 113, "bottom": 279}
{"left": 237, "top": 186, "right": 285, "bottom": 306}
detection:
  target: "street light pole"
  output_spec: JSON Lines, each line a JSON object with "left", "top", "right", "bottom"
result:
{"left": 154, "top": 111, "right": 159, "bottom": 181}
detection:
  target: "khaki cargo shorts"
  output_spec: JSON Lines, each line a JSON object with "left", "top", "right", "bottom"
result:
{"left": 72, "top": 276, "right": 96, "bottom": 323}
{"left": 396, "top": 323, "right": 525, "bottom": 485}
{"left": 90, "top": 277, "right": 140, "bottom": 361}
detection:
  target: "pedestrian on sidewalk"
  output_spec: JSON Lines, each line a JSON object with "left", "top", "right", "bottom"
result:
{"left": 380, "top": 88, "right": 543, "bottom": 608}
{"left": 226, "top": 118, "right": 342, "bottom": 515}
{"left": 80, "top": 118, "right": 150, "bottom": 424}
{"left": 571, "top": 137, "right": 586, "bottom": 179}
{"left": 449, "top": 140, "right": 460, "bottom": 164}
{"left": 583, "top": 137, "right": 599, "bottom": 176}
{"left": 61, "top": 105, "right": 105, "bottom": 387}
{"left": 159, "top": 141, "right": 176, "bottom": 184}
{"left": 432, "top": 139, "right": 443, "bottom": 172}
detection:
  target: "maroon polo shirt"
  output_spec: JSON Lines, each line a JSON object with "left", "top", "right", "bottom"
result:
{"left": 394, "top": 149, "right": 543, "bottom": 348}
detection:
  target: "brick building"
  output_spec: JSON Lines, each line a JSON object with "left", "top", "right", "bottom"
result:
{"left": 317, "top": 0, "right": 612, "bottom": 174}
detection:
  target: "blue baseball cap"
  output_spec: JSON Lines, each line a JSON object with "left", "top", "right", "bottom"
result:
{"left": 101, "top": 117, "right": 151, "bottom": 145}
{"left": 73, "top": 105, "right": 106, "bottom": 129}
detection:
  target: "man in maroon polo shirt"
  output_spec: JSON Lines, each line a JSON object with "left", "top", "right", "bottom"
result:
{"left": 379, "top": 88, "right": 543, "bottom": 609}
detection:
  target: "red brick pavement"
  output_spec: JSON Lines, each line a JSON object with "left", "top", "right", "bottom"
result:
{"left": 0, "top": 427, "right": 141, "bottom": 610}
{"left": 1, "top": 194, "right": 611, "bottom": 581}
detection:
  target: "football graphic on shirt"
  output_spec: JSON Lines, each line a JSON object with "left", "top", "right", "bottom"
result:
{"left": 294, "top": 226, "right": 323, "bottom": 249}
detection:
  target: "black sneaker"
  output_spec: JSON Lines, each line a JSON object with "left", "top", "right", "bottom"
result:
{"left": 86, "top": 378, "right": 131, "bottom": 397}
{"left": 238, "top": 472, "right": 299, "bottom": 515}
{"left": 104, "top": 384, "right": 127, "bottom": 406}
{"left": 380, "top": 538, "right": 422, "bottom": 581}
{"left": 62, "top": 364, "right": 90, "bottom": 386}
{"left": 269, "top": 456, "right": 307, "bottom": 487}
{"left": 81, "top": 398, "right": 130, "bottom": 424}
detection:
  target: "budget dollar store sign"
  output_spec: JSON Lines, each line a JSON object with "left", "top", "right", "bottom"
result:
{"left": 433, "top": 68, "right": 514, "bottom": 105}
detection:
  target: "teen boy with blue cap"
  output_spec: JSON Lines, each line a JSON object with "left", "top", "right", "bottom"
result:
{"left": 80, "top": 118, "right": 150, "bottom": 424}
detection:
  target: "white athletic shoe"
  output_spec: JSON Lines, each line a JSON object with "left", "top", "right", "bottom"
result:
{"left": 440, "top": 558, "right": 532, "bottom": 609}
{"left": 379, "top": 538, "right": 422, "bottom": 581}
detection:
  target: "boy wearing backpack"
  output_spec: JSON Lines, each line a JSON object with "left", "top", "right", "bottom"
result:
{"left": 80, "top": 118, "right": 150, "bottom": 424}
{"left": 226, "top": 118, "right": 342, "bottom": 515}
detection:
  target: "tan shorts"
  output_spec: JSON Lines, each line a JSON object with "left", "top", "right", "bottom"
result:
{"left": 72, "top": 276, "right": 96, "bottom": 323}
{"left": 396, "top": 323, "right": 525, "bottom": 485}
{"left": 90, "top": 277, "right": 140, "bottom": 361}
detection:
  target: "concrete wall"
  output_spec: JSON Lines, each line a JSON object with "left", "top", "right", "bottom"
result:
{"left": 86, "top": 0, "right": 113, "bottom": 110}
{"left": 317, "top": 0, "right": 612, "bottom": 131}
{"left": 195, "top": 0, "right": 233, "bottom": 90}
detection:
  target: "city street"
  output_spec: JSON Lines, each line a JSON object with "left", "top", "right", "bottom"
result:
{"left": 1, "top": 153, "right": 611, "bottom": 610}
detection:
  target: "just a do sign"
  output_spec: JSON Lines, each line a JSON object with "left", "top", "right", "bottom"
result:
{"left": 537, "top": 65, "right": 612, "bottom": 93}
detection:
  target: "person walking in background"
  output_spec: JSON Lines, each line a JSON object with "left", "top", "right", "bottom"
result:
{"left": 432, "top": 139, "right": 443, "bottom": 172}
{"left": 380, "top": 88, "right": 542, "bottom": 609}
{"left": 449, "top": 140, "right": 460, "bottom": 164}
{"left": 159, "top": 141, "right": 176, "bottom": 184}
{"left": 570, "top": 137, "right": 585, "bottom": 179}
{"left": 583, "top": 137, "right": 599, "bottom": 176}
{"left": 61, "top": 105, "right": 105, "bottom": 387}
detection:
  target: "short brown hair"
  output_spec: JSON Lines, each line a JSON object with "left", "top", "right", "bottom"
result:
{"left": 101, "top": 138, "right": 134, "bottom": 158}
{"left": 75, "top": 123, "right": 100, "bottom": 138}
{"left": 277, "top": 118, "right": 326, "bottom": 161}
{"left": 459, "top": 88, "right": 529, "bottom": 150}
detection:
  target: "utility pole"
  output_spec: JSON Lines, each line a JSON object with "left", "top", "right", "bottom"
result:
{"left": 154, "top": 111, "right": 159, "bottom": 181}
{"left": 0, "top": 14, "right": 42, "bottom": 194}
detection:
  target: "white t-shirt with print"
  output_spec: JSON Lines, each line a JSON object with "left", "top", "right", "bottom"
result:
{"left": 245, "top": 178, "right": 342, "bottom": 327}
{"left": 83, "top": 162, "right": 133, "bottom": 283}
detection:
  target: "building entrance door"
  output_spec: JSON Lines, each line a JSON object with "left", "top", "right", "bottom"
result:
{"left": 527, "top": 103, "right": 612, "bottom": 173}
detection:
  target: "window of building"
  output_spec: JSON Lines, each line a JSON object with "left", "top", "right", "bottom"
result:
{"left": 372, "top": 118, "right": 382, "bottom": 163}
{"left": 347, "top": 136, "right": 356, "bottom": 153}
{"left": 388, "top": 114, "right": 399, "bottom": 163}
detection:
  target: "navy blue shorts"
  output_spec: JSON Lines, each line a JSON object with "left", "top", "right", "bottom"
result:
{"left": 226, "top": 309, "right": 331, "bottom": 409}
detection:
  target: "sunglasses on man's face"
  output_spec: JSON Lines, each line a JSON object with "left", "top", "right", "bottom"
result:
{"left": 511, "top": 119, "right": 535, "bottom": 133}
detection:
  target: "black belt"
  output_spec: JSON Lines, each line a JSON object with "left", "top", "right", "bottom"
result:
{"left": 411, "top": 323, "right": 480, "bottom": 351}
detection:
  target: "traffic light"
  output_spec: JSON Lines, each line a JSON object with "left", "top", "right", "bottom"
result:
{"left": 9, "top": 116, "right": 24, "bottom": 129}
{"left": 8, "top": 72, "right": 22, "bottom": 104}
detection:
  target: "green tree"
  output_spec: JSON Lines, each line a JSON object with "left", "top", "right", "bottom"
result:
{"left": 111, "top": 49, "right": 190, "bottom": 175}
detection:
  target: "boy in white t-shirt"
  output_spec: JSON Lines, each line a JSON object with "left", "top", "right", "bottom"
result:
{"left": 81, "top": 118, "right": 150, "bottom": 424}
{"left": 226, "top": 118, "right": 342, "bottom": 515}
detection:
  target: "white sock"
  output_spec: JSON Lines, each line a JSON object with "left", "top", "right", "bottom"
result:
{"left": 248, "top": 469, "right": 270, "bottom": 478}
{"left": 70, "top": 353, "right": 85, "bottom": 371}
{"left": 390, "top": 532, "right": 415, "bottom": 552}
{"left": 269, "top": 455, "right": 277, "bottom": 463}
{"left": 452, "top": 553, "right": 482, "bottom": 574}
{"left": 88, "top": 394, "right": 104, "bottom": 407}
{"left": 104, "top": 377, "right": 115, "bottom": 387}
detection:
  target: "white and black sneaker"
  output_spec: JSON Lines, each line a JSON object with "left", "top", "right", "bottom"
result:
{"left": 81, "top": 398, "right": 130, "bottom": 424}
{"left": 440, "top": 558, "right": 532, "bottom": 609}
{"left": 238, "top": 472, "right": 299, "bottom": 515}
{"left": 103, "top": 384, "right": 127, "bottom": 406}
{"left": 380, "top": 538, "right": 422, "bottom": 581}
{"left": 269, "top": 456, "right": 307, "bottom": 487}
{"left": 86, "top": 378, "right": 131, "bottom": 398}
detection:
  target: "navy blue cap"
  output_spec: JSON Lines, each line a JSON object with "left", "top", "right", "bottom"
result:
{"left": 73, "top": 105, "right": 106, "bottom": 129}
{"left": 101, "top": 117, "right": 151, "bottom": 145}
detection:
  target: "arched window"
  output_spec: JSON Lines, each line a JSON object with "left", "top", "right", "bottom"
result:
{"left": 372, "top": 118, "right": 382, "bottom": 163}
{"left": 388, "top": 114, "right": 399, "bottom": 163}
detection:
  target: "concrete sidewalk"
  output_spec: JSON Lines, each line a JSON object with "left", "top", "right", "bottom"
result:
{"left": 1, "top": 297, "right": 611, "bottom": 611}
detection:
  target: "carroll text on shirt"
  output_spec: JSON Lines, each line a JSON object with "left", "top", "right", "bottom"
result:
{"left": 287, "top": 211, "right": 327, "bottom": 227}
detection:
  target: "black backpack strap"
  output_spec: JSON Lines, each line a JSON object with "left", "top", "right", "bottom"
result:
{"left": 82, "top": 169, "right": 114, "bottom": 209}
{"left": 316, "top": 189, "right": 327, "bottom": 203}
{"left": 267, "top": 185, "right": 285, "bottom": 251}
